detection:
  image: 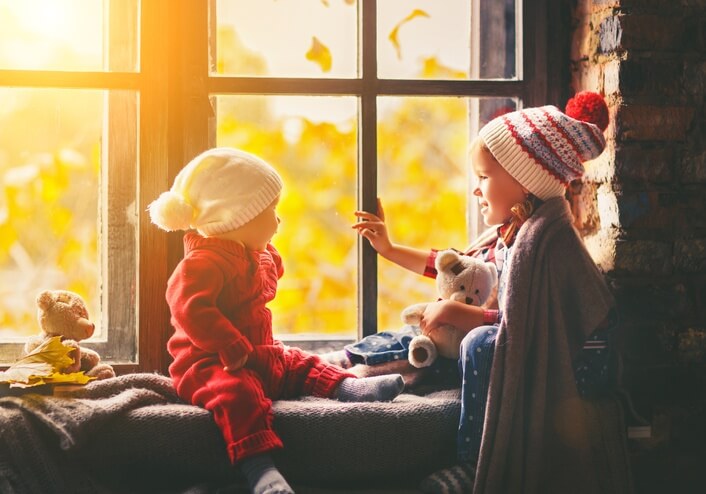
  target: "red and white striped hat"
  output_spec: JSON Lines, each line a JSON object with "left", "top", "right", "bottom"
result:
{"left": 478, "top": 91, "right": 609, "bottom": 200}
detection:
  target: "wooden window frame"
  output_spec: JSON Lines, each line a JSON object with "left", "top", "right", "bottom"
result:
{"left": 1, "top": 0, "right": 569, "bottom": 375}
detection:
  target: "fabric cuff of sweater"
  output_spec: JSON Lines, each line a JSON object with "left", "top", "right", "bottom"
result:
{"left": 423, "top": 249, "right": 439, "bottom": 279}
{"left": 483, "top": 309, "right": 500, "bottom": 325}
{"left": 219, "top": 337, "right": 254, "bottom": 367}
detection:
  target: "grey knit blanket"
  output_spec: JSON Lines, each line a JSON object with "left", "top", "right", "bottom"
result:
{"left": 0, "top": 373, "right": 461, "bottom": 494}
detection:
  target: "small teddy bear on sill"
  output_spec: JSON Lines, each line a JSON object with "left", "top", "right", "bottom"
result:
{"left": 401, "top": 249, "right": 498, "bottom": 368}
{"left": 23, "top": 289, "right": 116, "bottom": 380}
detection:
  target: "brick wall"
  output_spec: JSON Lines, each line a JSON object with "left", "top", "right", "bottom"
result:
{"left": 570, "top": 1, "right": 706, "bottom": 492}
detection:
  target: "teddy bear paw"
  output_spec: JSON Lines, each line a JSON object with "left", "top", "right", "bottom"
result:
{"left": 409, "top": 335, "right": 438, "bottom": 368}
{"left": 86, "top": 364, "right": 116, "bottom": 380}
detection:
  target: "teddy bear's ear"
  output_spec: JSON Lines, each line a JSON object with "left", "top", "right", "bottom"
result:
{"left": 36, "top": 290, "right": 55, "bottom": 310}
{"left": 435, "top": 249, "right": 461, "bottom": 272}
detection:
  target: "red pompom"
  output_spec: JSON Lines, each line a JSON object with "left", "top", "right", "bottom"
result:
{"left": 565, "top": 91, "right": 609, "bottom": 132}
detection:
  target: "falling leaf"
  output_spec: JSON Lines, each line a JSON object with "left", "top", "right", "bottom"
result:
{"left": 306, "top": 36, "right": 332, "bottom": 73}
{"left": 388, "top": 9, "right": 430, "bottom": 60}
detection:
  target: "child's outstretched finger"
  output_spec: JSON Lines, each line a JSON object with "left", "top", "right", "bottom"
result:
{"left": 354, "top": 210, "right": 380, "bottom": 222}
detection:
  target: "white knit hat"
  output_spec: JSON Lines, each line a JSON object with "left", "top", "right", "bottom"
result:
{"left": 478, "top": 92, "right": 608, "bottom": 200}
{"left": 148, "top": 147, "right": 283, "bottom": 236}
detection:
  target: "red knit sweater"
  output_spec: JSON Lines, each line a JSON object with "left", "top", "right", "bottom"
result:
{"left": 166, "top": 232, "right": 283, "bottom": 382}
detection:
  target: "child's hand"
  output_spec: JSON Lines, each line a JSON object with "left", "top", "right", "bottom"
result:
{"left": 224, "top": 353, "right": 249, "bottom": 373}
{"left": 352, "top": 198, "right": 392, "bottom": 256}
{"left": 420, "top": 300, "right": 483, "bottom": 335}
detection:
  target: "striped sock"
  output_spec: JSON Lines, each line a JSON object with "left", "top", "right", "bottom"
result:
{"left": 419, "top": 463, "right": 476, "bottom": 494}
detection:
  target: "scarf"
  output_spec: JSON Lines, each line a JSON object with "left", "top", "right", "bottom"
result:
{"left": 473, "top": 197, "right": 616, "bottom": 493}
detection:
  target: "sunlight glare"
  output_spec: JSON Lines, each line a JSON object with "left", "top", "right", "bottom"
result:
{"left": 0, "top": 0, "right": 103, "bottom": 70}
{"left": 8, "top": 0, "right": 73, "bottom": 41}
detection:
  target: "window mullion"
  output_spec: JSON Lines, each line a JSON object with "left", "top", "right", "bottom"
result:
{"left": 358, "top": 0, "right": 378, "bottom": 338}
{"left": 136, "top": 0, "right": 174, "bottom": 373}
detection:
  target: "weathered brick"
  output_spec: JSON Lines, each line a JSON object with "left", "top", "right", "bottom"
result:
{"left": 615, "top": 190, "right": 678, "bottom": 229}
{"left": 659, "top": 189, "right": 706, "bottom": 230}
{"left": 674, "top": 238, "right": 706, "bottom": 272}
{"left": 604, "top": 59, "right": 621, "bottom": 96}
{"left": 621, "top": 15, "right": 690, "bottom": 51}
{"left": 678, "top": 327, "right": 706, "bottom": 363}
{"left": 598, "top": 15, "right": 624, "bottom": 54}
{"left": 614, "top": 239, "right": 673, "bottom": 275}
{"left": 694, "top": 276, "right": 706, "bottom": 318}
{"left": 618, "top": 58, "right": 685, "bottom": 103}
{"left": 621, "top": 321, "right": 679, "bottom": 366}
{"left": 570, "top": 61, "right": 605, "bottom": 94}
{"left": 570, "top": 180, "right": 603, "bottom": 235}
{"left": 617, "top": 105, "right": 694, "bottom": 141}
{"left": 684, "top": 62, "right": 706, "bottom": 104}
{"left": 583, "top": 147, "right": 614, "bottom": 182}
{"left": 682, "top": 149, "right": 706, "bottom": 183}
{"left": 584, "top": 227, "right": 619, "bottom": 272}
{"left": 571, "top": 14, "right": 593, "bottom": 61}
{"left": 610, "top": 0, "right": 685, "bottom": 10}
{"left": 612, "top": 279, "right": 692, "bottom": 320}
{"left": 615, "top": 143, "right": 675, "bottom": 183}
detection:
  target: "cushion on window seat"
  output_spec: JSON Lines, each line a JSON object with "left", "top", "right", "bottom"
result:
{"left": 3, "top": 372, "right": 459, "bottom": 492}
{"left": 0, "top": 372, "right": 631, "bottom": 493}
{"left": 75, "top": 374, "right": 461, "bottom": 491}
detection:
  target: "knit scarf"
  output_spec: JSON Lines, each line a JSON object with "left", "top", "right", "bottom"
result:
{"left": 473, "top": 197, "right": 615, "bottom": 494}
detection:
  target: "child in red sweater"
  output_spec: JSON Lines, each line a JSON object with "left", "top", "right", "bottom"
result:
{"left": 149, "top": 147, "right": 404, "bottom": 494}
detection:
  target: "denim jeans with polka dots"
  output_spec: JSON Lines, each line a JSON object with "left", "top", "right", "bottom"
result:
{"left": 457, "top": 325, "right": 498, "bottom": 463}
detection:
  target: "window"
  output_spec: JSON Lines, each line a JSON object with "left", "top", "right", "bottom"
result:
{"left": 1, "top": 0, "right": 561, "bottom": 373}
{"left": 0, "top": 0, "right": 142, "bottom": 367}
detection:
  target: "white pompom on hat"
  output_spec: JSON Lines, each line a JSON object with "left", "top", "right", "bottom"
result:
{"left": 478, "top": 91, "right": 609, "bottom": 200}
{"left": 148, "top": 147, "right": 283, "bottom": 237}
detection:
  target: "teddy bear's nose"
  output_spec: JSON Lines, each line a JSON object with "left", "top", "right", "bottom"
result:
{"left": 466, "top": 297, "right": 474, "bottom": 305}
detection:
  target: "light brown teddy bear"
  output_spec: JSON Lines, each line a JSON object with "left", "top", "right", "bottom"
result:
{"left": 401, "top": 249, "right": 498, "bottom": 368}
{"left": 23, "top": 289, "right": 116, "bottom": 380}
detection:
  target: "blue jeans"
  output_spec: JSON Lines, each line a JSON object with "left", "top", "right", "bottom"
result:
{"left": 457, "top": 325, "right": 498, "bottom": 463}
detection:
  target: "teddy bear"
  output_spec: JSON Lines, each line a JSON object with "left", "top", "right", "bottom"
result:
{"left": 23, "top": 289, "right": 116, "bottom": 380}
{"left": 401, "top": 249, "right": 498, "bottom": 368}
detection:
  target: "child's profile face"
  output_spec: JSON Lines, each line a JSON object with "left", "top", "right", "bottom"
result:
{"left": 241, "top": 195, "right": 281, "bottom": 250}
{"left": 470, "top": 141, "right": 528, "bottom": 226}
{"left": 217, "top": 195, "right": 281, "bottom": 250}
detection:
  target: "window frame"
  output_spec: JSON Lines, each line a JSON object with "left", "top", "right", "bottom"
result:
{"left": 1, "top": 0, "right": 568, "bottom": 374}
{"left": 0, "top": 0, "right": 147, "bottom": 368}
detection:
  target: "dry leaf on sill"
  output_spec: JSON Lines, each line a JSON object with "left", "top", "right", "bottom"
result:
{"left": 0, "top": 336, "right": 94, "bottom": 387}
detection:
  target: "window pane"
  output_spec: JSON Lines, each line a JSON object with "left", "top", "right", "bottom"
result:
{"left": 215, "top": 95, "right": 358, "bottom": 339}
{"left": 377, "top": 96, "right": 470, "bottom": 330}
{"left": 377, "top": 0, "right": 518, "bottom": 80}
{"left": 0, "top": 0, "right": 139, "bottom": 72}
{"left": 214, "top": 0, "right": 357, "bottom": 78}
{"left": 0, "top": 88, "right": 138, "bottom": 363}
{"left": 377, "top": 96, "right": 518, "bottom": 331}
{"left": 377, "top": 0, "right": 470, "bottom": 80}
{"left": 477, "top": 0, "right": 517, "bottom": 79}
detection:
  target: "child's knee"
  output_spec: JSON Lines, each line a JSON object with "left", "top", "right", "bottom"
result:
{"left": 460, "top": 325, "right": 498, "bottom": 357}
